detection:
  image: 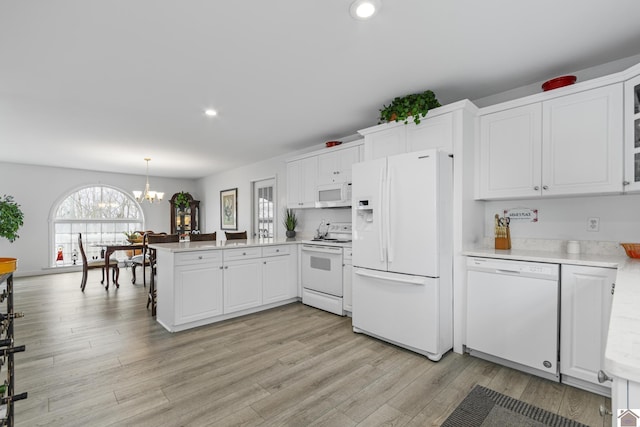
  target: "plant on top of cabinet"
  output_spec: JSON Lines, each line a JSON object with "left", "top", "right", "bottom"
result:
{"left": 174, "top": 192, "right": 191, "bottom": 210}
{"left": 283, "top": 208, "right": 298, "bottom": 238}
{"left": 379, "top": 90, "right": 441, "bottom": 125}
{"left": 0, "top": 195, "right": 24, "bottom": 242}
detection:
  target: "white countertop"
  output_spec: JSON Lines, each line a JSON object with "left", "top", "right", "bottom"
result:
{"left": 463, "top": 247, "right": 640, "bottom": 383}
{"left": 149, "top": 238, "right": 300, "bottom": 252}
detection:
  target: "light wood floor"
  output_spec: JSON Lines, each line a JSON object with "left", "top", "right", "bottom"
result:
{"left": 11, "top": 271, "right": 611, "bottom": 427}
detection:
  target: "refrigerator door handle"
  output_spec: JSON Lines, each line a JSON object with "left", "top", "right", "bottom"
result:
{"left": 378, "top": 168, "right": 386, "bottom": 263}
{"left": 355, "top": 269, "right": 426, "bottom": 285}
{"left": 386, "top": 166, "right": 393, "bottom": 263}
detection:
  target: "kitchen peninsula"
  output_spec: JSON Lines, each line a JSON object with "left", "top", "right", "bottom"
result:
{"left": 149, "top": 239, "right": 299, "bottom": 332}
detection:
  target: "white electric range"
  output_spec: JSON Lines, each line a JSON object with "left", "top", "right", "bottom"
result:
{"left": 300, "top": 223, "right": 351, "bottom": 315}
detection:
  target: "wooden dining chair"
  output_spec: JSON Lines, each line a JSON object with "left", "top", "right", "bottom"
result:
{"left": 78, "top": 233, "right": 119, "bottom": 292}
{"left": 188, "top": 232, "right": 216, "bottom": 242}
{"left": 130, "top": 230, "right": 156, "bottom": 286}
{"left": 225, "top": 231, "right": 247, "bottom": 240}
{"left": 146, "top": 233, "right": 179, "bottom": 315}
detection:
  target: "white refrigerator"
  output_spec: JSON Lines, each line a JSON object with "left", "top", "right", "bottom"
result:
{"left": 351, "top": 149, "right": 453, "bottom": 361}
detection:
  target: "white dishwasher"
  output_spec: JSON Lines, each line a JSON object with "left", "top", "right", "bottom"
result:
{"left": 466, "top": 257, "right": 560, "bottom": 381}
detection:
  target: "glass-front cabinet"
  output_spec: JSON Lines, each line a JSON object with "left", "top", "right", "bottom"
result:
{"left": 624, "top": 75, "right": 640, "bottom": 192}
{"left": 169, "top": 192, "right": 200, "bottom": 235}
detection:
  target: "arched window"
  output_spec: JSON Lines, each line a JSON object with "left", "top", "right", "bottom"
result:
{"left": 52, "top": 186, "right": 143, "bottom": 266}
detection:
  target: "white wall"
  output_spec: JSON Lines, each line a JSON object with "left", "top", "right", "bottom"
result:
{"left": 0, "top": 162, "right": 197, "bottom": 276}
{"left": 483, "top": 193, "right": 640, "bottom": 243}
{"left": 196, "top": 154, "right": 353, "bottom": 239}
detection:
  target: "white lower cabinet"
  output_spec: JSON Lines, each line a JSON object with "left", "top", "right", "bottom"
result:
{"left": 156, "top": 245, "right": 299, "bottom": 332}
{"left": 560, "top": 264, "right": 616, "bottom": 395}
{"left": 223, "top": 258, "right": 263, "bottom": 314}
{"left": 262, "top": 245, "right": 296, "bottom": 304}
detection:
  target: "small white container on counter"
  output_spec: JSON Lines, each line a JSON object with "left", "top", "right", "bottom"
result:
{"left": 566, "top": 240, "right": 581, "bottom": 254}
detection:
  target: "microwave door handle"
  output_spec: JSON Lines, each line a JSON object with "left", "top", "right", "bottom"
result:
{"left": 378, "top": 168, "right": 386, "bottom": 263}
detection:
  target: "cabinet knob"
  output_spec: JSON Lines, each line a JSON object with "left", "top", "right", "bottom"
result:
{"left": 623, "top": 180, "right": 630, "bottom": 186}
{"left": 597, "top": 370, "right": 613, "bottom": 383}
{"left": 224, "top": 266, "right": 228, "bottom": 269}
{"left": 534, "top": 186, "right": 540, "bottom": 191}
{"left": 542, "top": 185, "right": 549, "bottom": 190}
{"left": 198, "top": 256, "right": 203, "bottom": 260}
{"left": 242, "top": 252, "right": 246, "bottom": 256}
{"left": 599, "top": 404, "right": 612, "bottom": 417}
{"left": 219, "top": 266, "right": 223, "bottom": 270}
{"left": 276, "top": 249, "right": 280, "bottom": 252}
{"left": 263, "top": 261, "right": 267, "bottom": 264}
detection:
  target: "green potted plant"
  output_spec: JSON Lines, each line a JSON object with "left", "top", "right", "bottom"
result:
{"left": 283, "top": 208, "right": 298, "bottom": 238}
{"left": 379, "top": 90, "right": 441, "bottom": 125}
{"left": 175, "top": 192, "right": 191, "bottom": 210}
{"left": 0, "top": 195, "right": 24, "bottom": 274}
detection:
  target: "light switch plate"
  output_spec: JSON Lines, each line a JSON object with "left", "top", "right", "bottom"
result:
{"left": 587, "top": 217, "right": 600, "bottom": 232}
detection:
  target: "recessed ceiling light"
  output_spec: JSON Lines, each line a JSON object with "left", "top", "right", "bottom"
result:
{"left": 350, "top": 0, "right": 380, "bottom": 20}
{"left": 204, "top": 109, "right": 217, "bottom": 117}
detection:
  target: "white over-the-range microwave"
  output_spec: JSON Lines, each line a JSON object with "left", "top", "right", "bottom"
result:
{"left": 315, "top": 182, "right": 352, "bottom": 208}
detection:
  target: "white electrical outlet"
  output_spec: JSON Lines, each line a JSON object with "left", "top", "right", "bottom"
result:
{"left": 587, "top": 217, "right": 600, "bottom": 232}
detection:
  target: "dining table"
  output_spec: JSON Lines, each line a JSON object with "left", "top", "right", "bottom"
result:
{"left": 92, "top": 242, "right": 145, "bottom": 289}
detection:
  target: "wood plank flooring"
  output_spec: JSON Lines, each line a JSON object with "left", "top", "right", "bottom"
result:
{"left": 11, "top": 271, "right": 611, "bottom": 426}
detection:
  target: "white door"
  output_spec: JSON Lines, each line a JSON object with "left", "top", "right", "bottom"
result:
{"left": 262, "top": 255, "right": 292, "bottom": 304}
{"left": 223, "top": 259, "right": 262, "bottom": 314}
{"left": 386, "top": 150, "right": 442, "bottom": 277}
{"left": 352, "top": 157, "right": 387, "bottom": 272}
{"left": 353, "top": 269, "right": 439, "bottom": 357}
{"left": 175, "top": 263, "right": 224, "bottom": 324}
{"left": 477, "top": 103, "right": 543, "bottom": 199}
{"left": 253, "top": 177, "right": 275, "bottom": 238}
{"left": 542, "top": 83, "right": 623, "bottom": 196}
{"left": 560, "top": 265, "right": 616, "bottom": 387}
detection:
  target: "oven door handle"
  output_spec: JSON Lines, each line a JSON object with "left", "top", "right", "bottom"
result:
{"left": 301, "top": 245, "right": 343, "bottom": 254}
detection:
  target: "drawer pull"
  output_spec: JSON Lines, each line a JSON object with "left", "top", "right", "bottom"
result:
{"left": 599, "top": 404, "right": 611, "bottom": 417}
{"left": 597, "top": 370, "right": 612, "bottom": 383}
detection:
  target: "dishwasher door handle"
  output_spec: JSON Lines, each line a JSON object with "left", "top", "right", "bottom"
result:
{"left": 495, "top": 269, "right": 521, "bottom": 275}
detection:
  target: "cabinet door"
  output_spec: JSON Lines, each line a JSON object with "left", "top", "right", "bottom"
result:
{"left": 175, "top": 262, "right": 223, "bottom": 324}
{"left": 542, "top": 84, "right": 623, "bottom": 196}
{"left": 406, "top": 112, "right": 454, "bottom": 153}
{"left": 560, "top": 265, "right": 616, "bottom": 387}
{"left": 223, "top": 259, "right": 262, "bottom": 314}
{"left": 363, "top": 126, "right": 406, "bottom": 160}
{"left": 262, "top": 255, "right": 295, "bottom": 304}
{"left": 317, "top": 145, "right": 361, "bottom": 185}
{"left": 477, "top": 103, "right": 542, "bottom": 199}
{"left": 286, "top": 156, "right": 318, "bottom": 208}
{"left": 343, "top": 261, "right": 352, "bottom": 313}
{"left": 624, "top": 75, "right": 640, "bottom": 192}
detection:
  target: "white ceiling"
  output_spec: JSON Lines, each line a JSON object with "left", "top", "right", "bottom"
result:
{"left": 2, "top": 1, "right": 640, "bottom": 179}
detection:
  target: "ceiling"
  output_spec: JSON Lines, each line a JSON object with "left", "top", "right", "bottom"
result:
{"left": 2, "top": 1, "right": 640, "bottom": 179}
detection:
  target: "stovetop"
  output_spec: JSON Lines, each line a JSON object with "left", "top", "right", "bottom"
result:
{"left": 302, "top": 222, "right": 352, "bottom": 247}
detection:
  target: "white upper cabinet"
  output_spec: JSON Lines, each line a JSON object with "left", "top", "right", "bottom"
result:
{"left": 624, "top": 74, "right": 640, "bottom": 192}
{"left": 542, "top": 84, "right": 623, "bottom": 197}
{"left": 317, "top": 145, "right": 361, "bottom": 185}
{"left": 477, "top": 104, "right": 542, "bottom": 199}
{"left": 286, "top": 156, "right": 317, "bottom": 208}
{"left": 358, "top": 101, "right": 470, "bottom": 160}
{"left": 476, "top": 83, "right": 623, "bottom": 199}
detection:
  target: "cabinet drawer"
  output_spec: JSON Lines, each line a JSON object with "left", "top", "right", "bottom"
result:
{"left": 224, "top": 247, "right": 261, "bottom": 261}
{"left": 262, "top": 245, "right": 290, "bottom": 257}
{"left": 175, "top": 251, "right": 222, "bottom": 266}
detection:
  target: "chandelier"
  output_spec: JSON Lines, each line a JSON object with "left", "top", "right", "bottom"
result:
{"left": 133, "top": 158, "right": 164, "bottom": 203}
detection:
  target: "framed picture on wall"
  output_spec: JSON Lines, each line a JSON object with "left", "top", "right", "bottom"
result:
{"left": 220, "top": 188, "right": 238, "bottom": 230}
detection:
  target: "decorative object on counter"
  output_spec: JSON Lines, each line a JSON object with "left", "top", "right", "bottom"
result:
{"left": 220, "top": 188, "right": 238, "bottom": 230}
{"left": 132, "top": 158, "right": 164, "bottom": 203}
{"left": 378, "top": 90, "right": 441, "bottom": 125}
{"left": 541, "top": 75, "right": 577, "bottom": 91}
{"left": 566, "top": 240, "right": 581, "bottom": 254}
{"left": 0, "top": 195, "right": 24, "bottom": 243}
{"left": 621, "top": 243, "right": 640, "bottom": 259}
{"left": 494, "top": 214, "right": 511, "bottom": 250}
{"left": 283, "top": 208, "right": 298, "bottom": 238}
{"left": 325, "top": 141, "right": 342, "bottom": 148}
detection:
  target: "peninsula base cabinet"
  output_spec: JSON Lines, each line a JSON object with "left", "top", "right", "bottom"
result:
{"left": 156, "top": 244, "right": 298, "bottom": 332}
{"left": 560, "top": 265, "right": 616, "bottom": 396}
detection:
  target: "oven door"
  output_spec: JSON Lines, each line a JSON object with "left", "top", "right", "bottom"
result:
{"left": 301, "top": 244, "right": 343, "bottom": 296}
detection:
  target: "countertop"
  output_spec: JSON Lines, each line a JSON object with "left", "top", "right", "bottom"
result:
{"left": 149, "top": 238, "right": 300, "bottom": 252}
{"left": 463, "top": 247, "right": 640, "bottom": 383}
